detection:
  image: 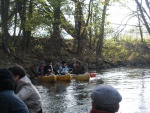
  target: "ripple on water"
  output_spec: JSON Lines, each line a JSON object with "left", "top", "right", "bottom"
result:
{"left": 35, "top": 66, "right": 150, "bottom": 113}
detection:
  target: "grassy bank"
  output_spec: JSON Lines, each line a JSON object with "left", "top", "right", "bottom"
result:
{"left": 1, "top": 37, "right": 150, "bottom": 69}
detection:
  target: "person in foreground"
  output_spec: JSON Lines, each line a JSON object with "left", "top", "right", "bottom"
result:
{"left": 8, "top": 65, "right": 42, "bottom": 113}
{"left": 90, "top": 84, "right": 122, "bottom": 113}
{"left": 0, "top": 68, "right": 30, "bottom": 113}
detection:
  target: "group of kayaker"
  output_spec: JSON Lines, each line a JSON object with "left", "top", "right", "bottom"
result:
{"left": 0, "top": 63, "right": 122, "bottom": 113}
{"left": 36, "top": 58, "right": 86, "bottom": 76}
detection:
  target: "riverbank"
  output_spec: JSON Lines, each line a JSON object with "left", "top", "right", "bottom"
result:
{"left": 1, "top": 37, "right": 150, "bottom": 71}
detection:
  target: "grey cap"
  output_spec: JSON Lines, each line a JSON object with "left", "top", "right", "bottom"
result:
{"left": 91, "top": 84, "right": 122, "bottom": 108}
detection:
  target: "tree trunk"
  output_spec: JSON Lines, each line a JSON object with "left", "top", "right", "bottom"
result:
{"left": 74, "top": 0, "right": 92, "bottom": 55}
{"left": 0, "top": 0, "right": 10, "bottom": 54}
{"left": 74, "top": 0, "right": 82, "bottom": 55}
{"left": 26, "top": 0, "right": 33, "bottom": 49}
{"left": 18, "top": 0, "right": 27, "bottom": 49}
{"left": 18, "top": 0, "right": 32, "bottom": 50}
{"left": 135, "top": 0, "right": 150, "bottom": 35}
{"left": 137, "top": 4, "right": 143, "bottom": 42}
{"left": 96, "top": 0, "right": 109, "bottom": 67}
{"left": 145, "top": 0, "right": 150, "bottom": 14}
{"left": 51, "top": 0, "right": 62, "bottom": 50}
{"left": 88, "top": 3, "right": 93, "bottom": 50}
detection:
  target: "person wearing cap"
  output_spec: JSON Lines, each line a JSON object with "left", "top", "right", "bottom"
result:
{"left": 44, "top": 61, "right": 54, "bottom": 75}
{"left": 37, "top": 61, "right": 45, "bottom": 76}
{"left": 8, "top": 65, "right": 42, "bottom": 113}
{"left": 72, "top": 60, "right": 86, "bottom": 75}
{"left": 90, "top": 84, "right": 122, "bottom": 113}
{"left": 0, "top": 68, "right": 30, "bottom": 113}
{"left": 53, "top": 60, "right": 62, "bottom": 75}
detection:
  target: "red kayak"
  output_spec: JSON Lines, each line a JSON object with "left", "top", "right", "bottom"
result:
{"left": 89, "top": 73, "right": 96, "bottom": 77}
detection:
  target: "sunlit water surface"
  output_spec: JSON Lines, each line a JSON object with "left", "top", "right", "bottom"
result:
{"left": 35, "top": 66, "right": 150, "bottom": 113}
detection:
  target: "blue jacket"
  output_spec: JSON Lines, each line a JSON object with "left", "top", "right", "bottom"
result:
{"left": 0, "top": 90, "right": 30, "bottom": 113}
{"left": 60, "top": 65, "right": 69, "bottom": 75}
{"left": 53, "top": 65, "right": 62, "bottom": 75}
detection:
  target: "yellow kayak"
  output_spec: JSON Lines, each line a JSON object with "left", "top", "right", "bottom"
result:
{"left": 72, "top": 73, "right": 90, "bottom": 81}
{"left": 38, "top": 74, "right": 57, "bottom": 82}
{"left": 56, "top": 74, "right": 72, "bottom": 81}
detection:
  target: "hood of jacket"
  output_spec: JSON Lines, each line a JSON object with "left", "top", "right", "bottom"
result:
{"left": 15, "top": 75, "right": 42, "bottom": 113}
{"left": 16, "top": 75, "right": 31, "bottom": 92}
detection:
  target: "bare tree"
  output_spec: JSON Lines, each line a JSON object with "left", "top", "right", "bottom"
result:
{"left": 136, "top": 1, "right": 143, "bottom": 42}
{"left": 96, "top": 0, "right": 110, "bottom": 67}
{"left": 135, "top": 0, "right": 150, "bottom": 35}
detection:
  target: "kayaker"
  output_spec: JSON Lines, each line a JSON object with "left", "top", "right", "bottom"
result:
{"left": 60, "top": 61, "right": 69, "bottom": 75}
{"left": 36, "top": 61, "right": 45, "bottom": 76}
{"left": 90, "top": 84, "right": 122, "bottom": 113}
{"left": 44, "top": 60, "right": 54, "bottom": 75}
{"left": 53, "top": 60, "right": 62, "bottom": 75}
{"left": 8, "top": 65, "right": 43, "bottom": 113}
{"left": 68, "top": 58, "right": 76, "bottom": 73}
{"left": 0, "top": 68, "right": 30, "bottom": 113}
{"left": 72, "top": 60, "right": 86, "bottom": 75}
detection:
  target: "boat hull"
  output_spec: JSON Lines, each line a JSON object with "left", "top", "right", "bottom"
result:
{"left": 56, "top": 74, "right": 72, "bottom": 81}
{"left": 38, "top": 74, "right": 57, "bottom": 82}
{"left": 72, "top": 73, "right": 90, "bottom": 81}
{"left": 38, "top": 74, "right": 72, "bottom": 82}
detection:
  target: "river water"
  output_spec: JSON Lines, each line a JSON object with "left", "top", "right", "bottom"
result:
{"left": 35, "top": 66, "right": 150, "bottom": 113}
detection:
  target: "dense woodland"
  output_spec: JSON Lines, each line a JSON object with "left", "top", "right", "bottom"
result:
{"left": 0, "top": 0, "right": 150, "bottom": 70}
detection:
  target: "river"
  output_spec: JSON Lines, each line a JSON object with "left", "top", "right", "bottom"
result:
{"left": 35, "top": 66, "right": 150, "bottom": 113}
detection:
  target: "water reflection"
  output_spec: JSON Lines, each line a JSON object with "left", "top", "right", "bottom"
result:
{"left": 35, "top": 66, "right": 150, "bottom": 113}
{"left": 99, "top": 67, "right": 150, "bottom": 113}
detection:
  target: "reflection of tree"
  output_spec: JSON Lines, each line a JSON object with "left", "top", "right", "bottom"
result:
{"left": 55, "top": 81, "right": 70, "bottom": 93}
{"left": 41, "top": 81, "right": 70, "bottom": 93}
{"left": 42, "top": 82, "right": 57, "bottom": 92}
{"left": 138, "top": 71, "right": 146, "bottom": 112}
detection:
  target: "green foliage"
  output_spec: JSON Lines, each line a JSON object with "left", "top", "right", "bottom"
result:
{"left": 102, "top": 37, "right": 150, "bottom": 65}
{"left": 34, "top": 44, "right": 43, "bottom": 51}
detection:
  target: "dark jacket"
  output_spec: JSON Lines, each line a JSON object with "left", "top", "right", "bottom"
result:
{"left": 0, "top": 90, "right": 30, "bottom": 113}
{"left": 90, "top": 102, "right": 116, "bottom": 113}
{"left": 37, "top": 65, "right": 45, "bottom": 75}
{"left": 90, "top": 109, "right": 114, "bottom": 113}
{"left": 44, "top": 65, "right": 53, "bottom": 75}
{"left": 72, "top": 65, "right": 85, "bottom": 75}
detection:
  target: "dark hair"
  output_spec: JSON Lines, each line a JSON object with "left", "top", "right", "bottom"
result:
{"left": 75, "top": 60, "right": 81, "bottom": 65}
{"left": 8, "top": 65, "right": 26, "bottom": 79}
{"left": 57, "top": 60, "right": 62, "bottom": 63}
{"left": 62, "top": 61, "right": 66, "bottom": 65}
{"left": 48, "top": 60, "right": 52, "bottom": 63}
{"left": 0, "top": 68, "right": 14, "bottom": 91}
